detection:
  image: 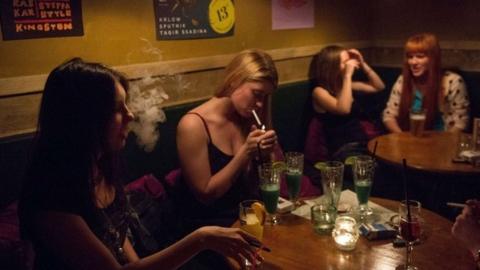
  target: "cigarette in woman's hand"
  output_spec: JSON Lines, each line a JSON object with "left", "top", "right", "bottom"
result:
{"left": 248, "top": 240, "right": 271, "bottom": 252}
{"left": 446, "top": 202, "right": 466, "bottom": 208}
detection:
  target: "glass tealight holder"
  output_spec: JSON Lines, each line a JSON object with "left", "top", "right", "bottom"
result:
{"left": 332, "top": 216, "right": 359, "bottom": 251}
{"left": 311, "top": 203, "right": 336, "bottom": 235}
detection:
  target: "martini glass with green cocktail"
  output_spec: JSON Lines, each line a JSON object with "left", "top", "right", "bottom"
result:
{"left": 285, "top": 152, "right": 304, "bottom": 209}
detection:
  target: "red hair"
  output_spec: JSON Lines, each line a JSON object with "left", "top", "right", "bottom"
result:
{"left": 398, "top": 33, "right": 443, "bottom": 130}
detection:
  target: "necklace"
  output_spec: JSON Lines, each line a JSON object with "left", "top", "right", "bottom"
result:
{"left": 99, "top": 200, "right": 128, "bottom": 265}
{"left": 94, "top": 181, "right": 127, "bottom": 264}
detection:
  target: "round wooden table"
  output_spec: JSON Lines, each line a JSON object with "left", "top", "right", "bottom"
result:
{"left": 229, "top": 197, "right": 475, "bottom": 269}
{"left": 367, "top": 131, "right": 480, "bottom": 175}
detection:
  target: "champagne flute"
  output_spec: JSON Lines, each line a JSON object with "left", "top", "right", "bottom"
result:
{"left": 259, "top": 162, "right": 280, "bottom": 225}
{"left": 397, "top": 200, "right": 422, "bottom": 270}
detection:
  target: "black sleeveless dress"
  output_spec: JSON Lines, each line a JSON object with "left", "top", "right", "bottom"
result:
{"left": 174, "top": 113, "right": 258, "bottom": 270}
{"left": 175, "top": 112, "right": 257, "bottom": 232}
{"left": 316, "top": 100, "right": 369, "bottom": 157}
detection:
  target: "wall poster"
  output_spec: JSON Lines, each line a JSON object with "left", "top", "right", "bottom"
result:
{"left": 154, "top": 0, "right": 235, "bottom": 40}
{"left": 0, "top": 0, "right": 83, "bottom": 41}
{"left": 272, "top": 0, "right": 314, "bottom": 30}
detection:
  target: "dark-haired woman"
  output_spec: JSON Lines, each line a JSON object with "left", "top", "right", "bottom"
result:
{"left": 308, "top": 46, "right": 385, "bottom": 159}
{"left": 19, "top": 58, "right": 258, "bottom": 270}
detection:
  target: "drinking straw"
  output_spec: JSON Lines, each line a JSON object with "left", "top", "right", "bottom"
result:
{"left": 402, "top": 159, "right": 413, "bottom": 229}
{"left": 252, "top": 110, "right": 265, "bottom": 164}
{"left": 372, "top": 141, "right": 378, "bottom": 159}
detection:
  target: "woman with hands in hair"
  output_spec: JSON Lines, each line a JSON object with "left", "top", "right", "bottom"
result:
{"left": 310, "top": 45, "right": 385, "bottom": 158}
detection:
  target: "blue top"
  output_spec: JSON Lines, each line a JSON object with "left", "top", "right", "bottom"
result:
{"left": 411, "top": 89, "right": 444, "bottom": 130}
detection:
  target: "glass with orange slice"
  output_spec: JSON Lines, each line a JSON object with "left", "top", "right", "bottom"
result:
{"left": 239, "top": 200, "right": 266, "bottom": 268}
{"left": 239, "top": 200, "right": 265, "bottom": 240}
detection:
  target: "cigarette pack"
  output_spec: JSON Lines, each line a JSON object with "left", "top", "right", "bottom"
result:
{"left": 359, "top": 223, "right": 397, "bottom": 240}
{"left": 277, "top": 197, "right": 293, "bottom": 213}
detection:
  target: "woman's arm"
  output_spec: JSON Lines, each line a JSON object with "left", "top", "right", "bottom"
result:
{"left": 349, "top": 49, "right": 385, "bottom": 93}
{"left": 444, "top": 72, "right": 470, "bottom": 132}
{"left": 34, "top": 212, "right": 256, "bottom": 270}
{"left": 312, "top": 60, "right": 356, "bottom": 115}
{"left": 177, "top": 114, "right": 274, "bottom": 204}
{"left": 382, "top": 76, "right": 404, "bottom": 133}
{"left": 123, "top": 238, "right": 140, "bottom": 263}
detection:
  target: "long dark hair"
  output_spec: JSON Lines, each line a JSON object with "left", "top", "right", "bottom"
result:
{"left": 312, "top": 45, "right": 344, "bottom": 95}
{"left": 21, "top": 58, "right": 129, "bottom": 219}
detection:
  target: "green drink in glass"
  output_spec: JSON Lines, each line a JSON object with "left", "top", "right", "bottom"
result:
{"left": 354, "top": 179, "right": 372, "bottom": 205}
{"left": 352, "top": 155, "right": 375, "bottom": 217}
{"left": 286, "top": 172, "right": 301, "bottom": 201}
{"left": 285, "top": 152, "right": 304, "bottom": 209}
{"left": 259, "top": 162, "right": 280, "bottom": 225}
{"left": 261, "top": 183, "right": 280, "bottom": 214}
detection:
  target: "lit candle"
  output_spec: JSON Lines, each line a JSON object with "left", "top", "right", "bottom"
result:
{"left": 332, "top": 216, "right": 359, "bottom": 251}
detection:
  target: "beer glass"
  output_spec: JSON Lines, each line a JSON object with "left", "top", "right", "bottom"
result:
{"left": 409, "top": 109, "right": 426, "bottom": 137}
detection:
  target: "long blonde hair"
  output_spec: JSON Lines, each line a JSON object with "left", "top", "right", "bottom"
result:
{"left": 399, "top": 33, "right": 442, "bottom": 130}
{"left": 216, "top": 49, "right": 278, "bottom": 129}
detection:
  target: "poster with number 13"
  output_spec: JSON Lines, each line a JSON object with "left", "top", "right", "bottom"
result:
{"left": 154, "top": 0, "right": 235, "bottom": 40}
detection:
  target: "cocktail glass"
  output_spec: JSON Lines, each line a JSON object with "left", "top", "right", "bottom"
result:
{"left": 352, "top": 155, "right": 375, "bottom": 218}
{"left": 239, "top": 200, "right": 264, "bottom": 268}
{"left": 396, "top": 200, "right": 422, "bottom": 270}
{"left": 259, "top": 162, "right": 280, "bottom": 225}
{"left": 285, "top": 152, "right": 304, "bottom": 209}
{"left": 320, "top": 161, "right": 344, "bottom": 210}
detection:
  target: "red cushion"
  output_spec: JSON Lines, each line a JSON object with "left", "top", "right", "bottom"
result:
{"left": 0, "top": 201, "right": 20, "bottom": 240}
{"left": 0, "top": 201, "right": 35, "bottom": 270}
{"left": 304, "top": 117, "right": 329, "bottom": 164}
{"left": 279, "top": 174, "right": 322, "bottom": 198}
{"left": 125, "top": 174, "right": 166, "bottom": 200}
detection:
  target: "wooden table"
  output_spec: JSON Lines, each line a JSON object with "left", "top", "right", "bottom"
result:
{"left": 229, "top": 197, "right": 475, "bottom": 270}
{"left": 367, "top": 131, "right": 480, "bottom": 175}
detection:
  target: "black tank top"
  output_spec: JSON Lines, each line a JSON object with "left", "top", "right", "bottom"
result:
{"left": 175, "top": 113, "right": 256, "bottom": 232}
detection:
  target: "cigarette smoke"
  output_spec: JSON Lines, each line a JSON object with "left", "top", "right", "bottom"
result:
{"left": 128, "top": 76, "right": 168, "bottom": 152}
{"left": 126, "top": 38, "right": 190, "bottom": 152}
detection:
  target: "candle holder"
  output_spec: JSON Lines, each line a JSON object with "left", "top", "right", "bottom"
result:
{"left": 332, "top": 216, "right": 359, "bottom": 251}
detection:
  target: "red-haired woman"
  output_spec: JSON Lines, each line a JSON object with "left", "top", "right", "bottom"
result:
{"left": 383, "top": 33, "right": 470, "bottom": 133}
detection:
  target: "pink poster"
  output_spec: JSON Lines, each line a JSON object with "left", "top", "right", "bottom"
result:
{"left": 272, "top": 0, "right": 314, "bottom": 30}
